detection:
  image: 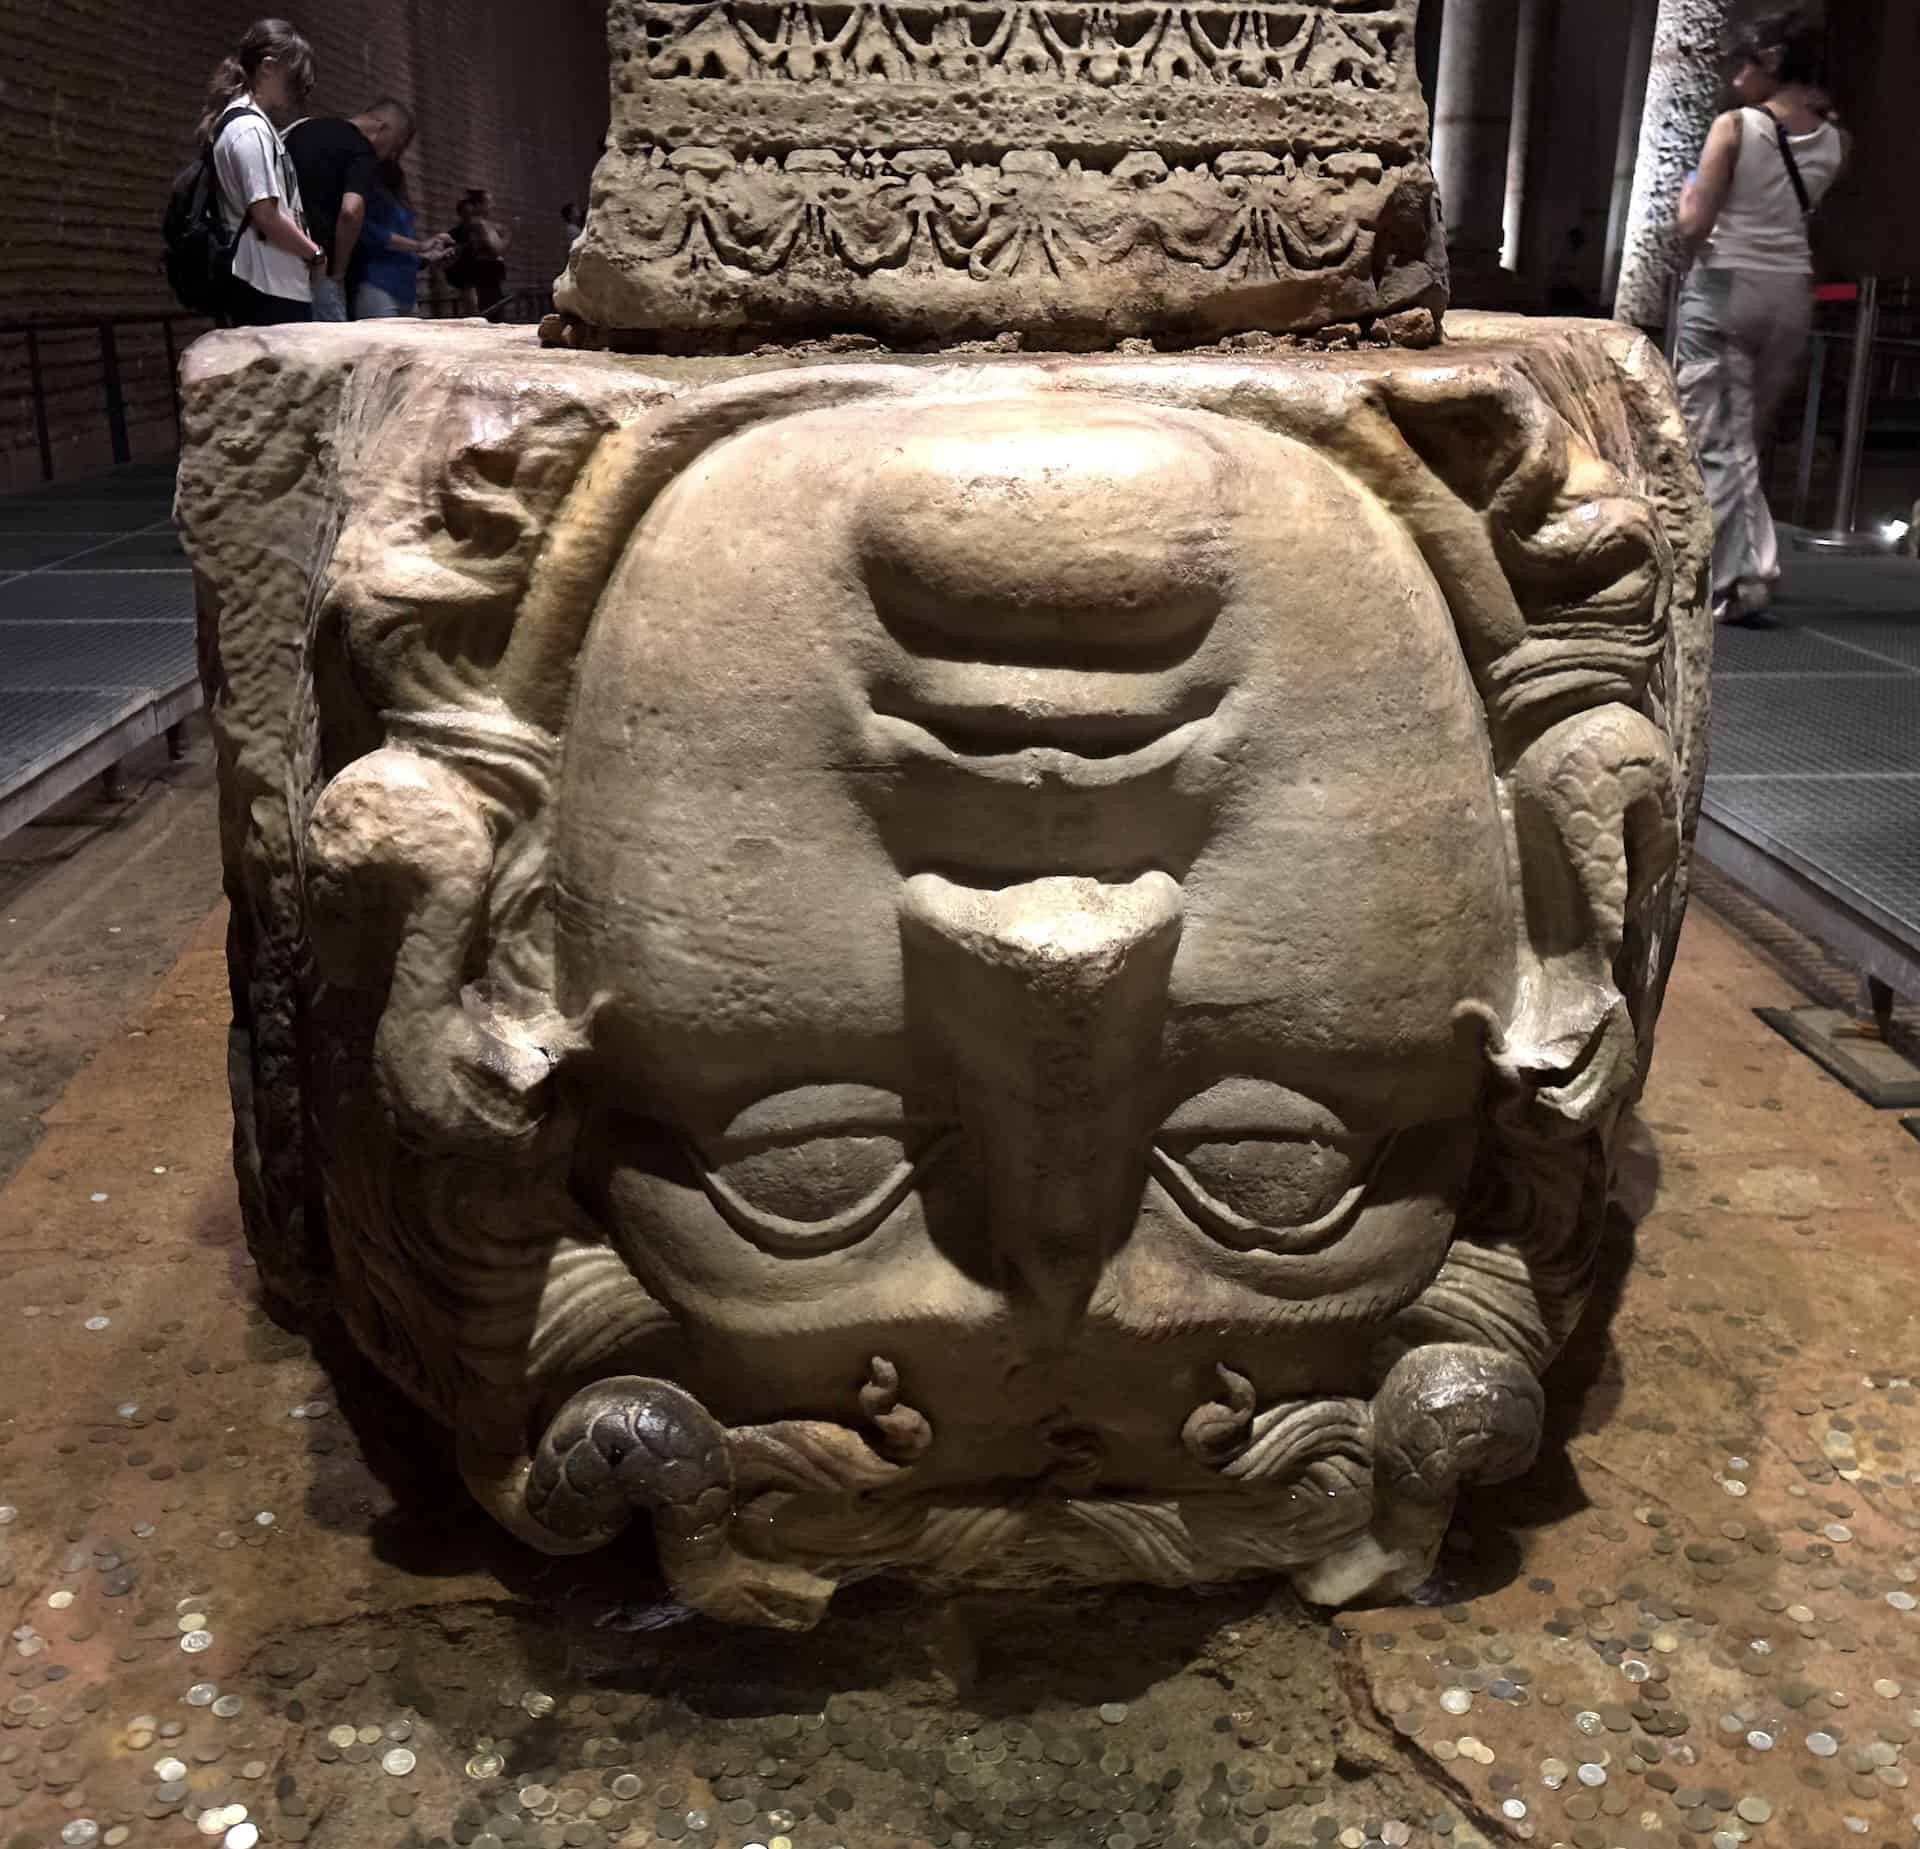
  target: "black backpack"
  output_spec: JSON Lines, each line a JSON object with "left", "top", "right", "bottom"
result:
{"left": 162, "top": 104, "right": 255, "bottom": 313}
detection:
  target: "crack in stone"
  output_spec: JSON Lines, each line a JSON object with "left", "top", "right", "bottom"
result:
{"left": 1565, "top": 1440, "right": 1687, "bottom": 1515}
{"left": 1335, "top": 1639, "right": 1514, "bottom": 1843}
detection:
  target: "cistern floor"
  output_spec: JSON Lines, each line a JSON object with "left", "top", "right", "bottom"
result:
{"left": 0, "top": 461, "right": 196, "bottom": 839}
{"left": 0, "top": 894, "right": 1917, "bottom": 1849}
{"left": 1702, "top": 545, "right": 1920, "bottom": 1002}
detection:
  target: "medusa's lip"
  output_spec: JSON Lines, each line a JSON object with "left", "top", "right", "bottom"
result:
{"left": 863, "top": 684, "right": 1228, "bottom": 787}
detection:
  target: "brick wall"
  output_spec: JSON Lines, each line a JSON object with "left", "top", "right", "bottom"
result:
{"left": 1820, "top": 0, "right": 1920, "bottom": 279}
{"left": 0, "top": 0, "right": 608, "bottom": 488}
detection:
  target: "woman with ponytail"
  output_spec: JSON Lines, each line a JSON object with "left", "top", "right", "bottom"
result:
{"left": 198, "top": 20, "right": 325, "bottom": 326}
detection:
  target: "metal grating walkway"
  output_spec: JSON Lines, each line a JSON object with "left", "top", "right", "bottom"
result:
{"left": 1700, "top": 543, "right": 1920, "bottom": 1001}
{"left": 0, "top": 459, "right": 196, "bottom": 835}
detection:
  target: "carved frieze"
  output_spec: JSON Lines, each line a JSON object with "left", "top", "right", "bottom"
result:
{"left": 638, "top": 0, "right": 1408, "bottom": 91}
{"left": 555, "top": 0, "right": 1444, "bottom": 339}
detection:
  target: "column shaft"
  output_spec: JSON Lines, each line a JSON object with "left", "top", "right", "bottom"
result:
{"left": 1432, "top": 0, "right": 1523, "bottom": 272}
{"left": 1613, "top": 0, "right": 1737, "bottom": 327}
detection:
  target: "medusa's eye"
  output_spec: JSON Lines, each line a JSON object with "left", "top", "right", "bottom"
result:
{"left": 1148, "top": 1078, "right": 1386, "bottom": 1255}
{"left": 692, "top": 1085, "right": 955, "bottom": 1256}
{"left": 1150, "top": 1136, "right": 1383, "bottom": 1254}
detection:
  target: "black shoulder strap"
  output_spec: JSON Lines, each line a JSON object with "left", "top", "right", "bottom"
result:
{"left": 1772, "top": 113, "right": 1816, "bottom": 218}
{"left": 202, "top": 103, "right": 260, "bottom": 239}
{"left": 207, "top": 101, "right": 258, "bottom": 154}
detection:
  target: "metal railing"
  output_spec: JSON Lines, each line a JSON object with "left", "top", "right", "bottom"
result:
{"left": 2, "top": 312, "right": 211, "bottom": 483}
{"left": 1785, "top": 278, "right": 1920, "bottom": 549}
{"left": 3, "top": 287, "right": 552, "bottom": 489}
{"left": 420, "top": 282, "right": 554, "bottom": 324}
{"left": 1791, "top": 313, "right": 1920, "bottom": 533}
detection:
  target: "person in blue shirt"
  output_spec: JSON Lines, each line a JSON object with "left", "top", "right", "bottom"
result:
{"left": 352, "top": 159, "right": 452, "bottom": 318}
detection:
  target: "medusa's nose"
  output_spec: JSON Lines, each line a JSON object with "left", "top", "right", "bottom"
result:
{"left": 901, "top": 871, "right": 1182, "bottom": 1346}
{"left": 855, "top": 397, "right": 1232, "bottom": 659}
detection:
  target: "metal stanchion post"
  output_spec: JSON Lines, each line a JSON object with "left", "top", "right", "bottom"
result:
{"left": 1802, "top": 275, "right": 1885, "bottom": 554}
{"left": 99, "top": 322, "right": 130, "bottom": 467}
{"left": 1791, "top": 332, "right": 1827, "bottom": 529}
{"left": 162, "top": 320, "right": 182, "bottom": 447}
{"left": 25, "top": 330, "right": 53, "bottom": 482}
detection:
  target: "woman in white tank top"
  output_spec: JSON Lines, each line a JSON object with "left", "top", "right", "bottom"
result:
{"left": 1673, "top": 8, "right": 1845, "bottom": 626}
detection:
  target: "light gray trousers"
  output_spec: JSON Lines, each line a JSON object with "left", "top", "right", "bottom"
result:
{"left": 1673, "top": 267, "right": 1812, "bottom": 603}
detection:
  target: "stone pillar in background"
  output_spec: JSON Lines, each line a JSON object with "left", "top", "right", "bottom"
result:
{"left": 1416, "top": 0, "right": 1448, "bottom": 116}
{"left": 1432, "top": 0, "right": 1522, "bottom": 271}
{"left": 1613, "top": 0, "right": 1735, "bottom": 327}
{"left": 1501, "top": 0, "right": 1558, "bottom": 271}
{"left": 1519, "top": 0, "right": 1637, "bottom": 301}
{"left": 1602, "top": 0, "right": 1659, "bottom": 308}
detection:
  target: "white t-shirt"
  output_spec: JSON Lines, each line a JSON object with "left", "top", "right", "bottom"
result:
{"left": 1705, "top": 107, "right": 1843, "bottom": 275}
{"left": 211, "top": 96, "right": 311, "bottom": 302}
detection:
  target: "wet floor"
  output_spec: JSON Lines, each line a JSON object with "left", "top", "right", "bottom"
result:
{"left": 0, "top": 895, "right": 1918, "bottom": 1849}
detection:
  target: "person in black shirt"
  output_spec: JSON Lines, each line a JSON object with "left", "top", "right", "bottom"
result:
{"left": 287, "top": 99, "right": 413, "bottom": 322}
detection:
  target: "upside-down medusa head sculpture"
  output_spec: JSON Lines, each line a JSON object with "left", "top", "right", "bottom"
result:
{"left": 287, "top": 352, "right": 1696, "bottom": 1628}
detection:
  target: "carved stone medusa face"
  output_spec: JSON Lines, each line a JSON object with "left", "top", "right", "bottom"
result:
{"left": 278, "top": 344, "right": 1705, "bottom": 1628}
{"left": 557, "top": 395, "right": 1509, "bottom": 1433}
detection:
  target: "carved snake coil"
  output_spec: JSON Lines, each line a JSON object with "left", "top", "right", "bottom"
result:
{"left": 526, "top": 1376, "right": 735, "bottom": 1560}
{"left": 1370, "top": 1343, "right": 1544, "bottom": 1506}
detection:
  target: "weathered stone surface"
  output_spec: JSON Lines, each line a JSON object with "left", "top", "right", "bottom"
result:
{"left": 1614, "top": 0, "right": 1734, "bottom": 328}
{"left": 552, "top": 0, "right": 1448, "bottom": 341}
{"left": 177, "top": 315, "right": 1710, "bottom": 1627}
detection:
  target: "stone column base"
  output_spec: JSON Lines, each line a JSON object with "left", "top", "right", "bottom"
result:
{"left": 176, "top": 314, "right": 1708, "bottom": 1625}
